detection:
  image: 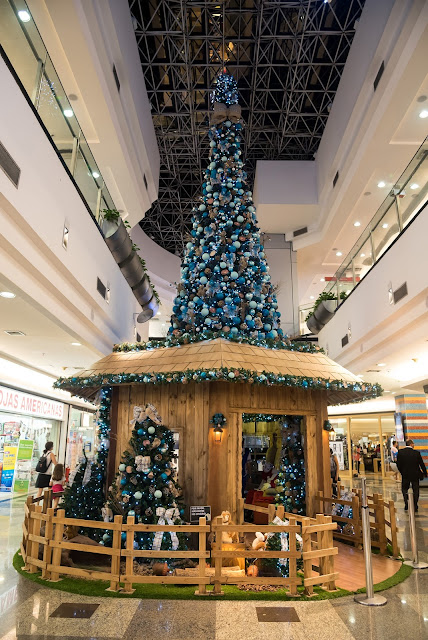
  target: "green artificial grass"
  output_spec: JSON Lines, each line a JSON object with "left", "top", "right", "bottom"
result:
{"left": 354, "top": 562, "right": 413, "bottom": 594}
{"left": 13, "top": 551, "right": 411, "bottom": 601}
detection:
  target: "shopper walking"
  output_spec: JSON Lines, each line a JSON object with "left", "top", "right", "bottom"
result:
{"left": 35, "top": 441, "right": 57, "bottom": 498}
{"left": 396, "top": 439, "right": 427, "bottom": 512}
{"left": 390, "top": 440, "right": 399, "bottom": 481}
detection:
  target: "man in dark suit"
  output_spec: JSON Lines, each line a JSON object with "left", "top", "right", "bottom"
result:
{"left": 396, "top": 439, "right": 427, "bottom": 512}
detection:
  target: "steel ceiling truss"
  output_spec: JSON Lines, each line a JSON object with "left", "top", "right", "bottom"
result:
{"left": 129, "top": 0, "right": 365, "bottom": 254}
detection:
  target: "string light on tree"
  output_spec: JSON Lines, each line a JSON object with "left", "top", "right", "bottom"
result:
{"left": 62, "top": 387, "right": 112, "bottom": 528}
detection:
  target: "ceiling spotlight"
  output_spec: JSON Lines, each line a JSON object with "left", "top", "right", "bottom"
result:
{"left": 377, "top": 362, "right": 386, "bottom": 367}
{"left": 410, "top": 183, "right": 419, "bottom": 190}
{"left": 310, "top": 295, "right": 315, "bottom": 300}
{"left": 320, "top": 278, "right": 325, "bottom": 282}
{"left": 377, "top": 181, "right": 386, "bottom": 188}
{"left": 336, "top": 251, "right": 342, "bottom": 257}
{"left": 382, "top": 223, "right": 389, "bottom": 229}
{"left": 360, "top": 253, "right": 365, "bottom": 258}
{"left": 354, "top": 221, "right": 361, "bottom": 227}
{"left": 92, "top": 171, "right": 100, "bottom": 179}
{"left": 63, "top": 108, "right": 74, "bottom": 118}
{"left": 18, "top": 10, "right": 31, "bottom": 22}
{"left": 156, "top": 311, "right": 161, "bottom": 316}
{"left": 0, "top": 291, "right": 16, "bottom": 298}
{"left": 419, "top": 110, "right": 428, "bottom": 119}
{"left": 71, "top": 342, "right": 81, "bottom": 346}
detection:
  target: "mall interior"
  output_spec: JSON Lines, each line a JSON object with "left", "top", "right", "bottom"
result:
{"left": 0, "top": 0, "right": 427, "bottom": 638}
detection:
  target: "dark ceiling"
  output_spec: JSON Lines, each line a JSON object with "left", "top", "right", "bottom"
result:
{"left": 129, "top": 0, "right": 365, "bottom": 255}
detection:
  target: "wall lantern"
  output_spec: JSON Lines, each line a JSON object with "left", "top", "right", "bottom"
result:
{"left": 210, "top": 413, "right": 226, "bottom": 443}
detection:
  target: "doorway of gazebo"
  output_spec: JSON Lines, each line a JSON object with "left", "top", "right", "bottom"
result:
{"left": 241, "top": 413, "right": 306, "bottom": 523}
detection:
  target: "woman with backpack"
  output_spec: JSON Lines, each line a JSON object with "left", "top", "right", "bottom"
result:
{"left": 35, "top": 441, "right": 57, "bottom": 497}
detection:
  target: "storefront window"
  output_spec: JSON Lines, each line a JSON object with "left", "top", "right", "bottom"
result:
{"left": 65, "top": 407, "right": 96, "bottom": 481}
{"left": 328, "top": 417, "right": 349, "bottom": 473}
{"left": 328, "top": 413, "right": 397, "bottom": 477}
{"left": 0, "top": 412, "right": 60, "bottom": 492}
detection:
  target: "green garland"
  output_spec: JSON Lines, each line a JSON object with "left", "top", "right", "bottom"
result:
{"left": 242, "top": 413, "right": 286, "bottom": 423}
{"left": 54, "top": 367, "right": 382, "bottom": 405}
{"left": 113, "top": 331, "right": 322, "bottom": 354}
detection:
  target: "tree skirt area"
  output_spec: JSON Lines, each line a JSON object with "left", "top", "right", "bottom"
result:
{"left": 13, "top": 551, "right": 412, "bottom": 601}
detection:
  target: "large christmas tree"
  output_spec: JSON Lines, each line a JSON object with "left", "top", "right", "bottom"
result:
{"left": 171, "top": 73, "right": 283, "bottom": 342}
{"left": 108, "top": 404, "right": 185, "bottom": 550}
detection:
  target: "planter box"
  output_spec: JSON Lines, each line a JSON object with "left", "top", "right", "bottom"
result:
{"left": 132, "top": 276, "right": 152, "bottom": 305}
{"left": 102, "top": 218, "right": 133, "bottom": 264}
{"left": 119, "top": 252, "right": 145, "bottom": 288}
{"left": 137, "top": 295, "right": 159, "bottom": 323}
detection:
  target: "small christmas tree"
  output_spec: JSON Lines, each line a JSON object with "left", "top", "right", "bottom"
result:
{"left": 108, "top": 404, "right": 185, "bottom": 551}
{"left": 62, "top": 387, "right": 111, "bottom": 525}
{"left": 274, "top": 418, "right": 306, "bottom": 515}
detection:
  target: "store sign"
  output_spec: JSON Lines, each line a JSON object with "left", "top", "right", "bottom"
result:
{"left": 0, "top": 444, "right": 18, "bottom": 492}
{"left": 14, "top": 439, "right": 34, "bottom": 492}
{"left": 330, "top": 441, "right": 344, "bottom": 470}
{"left": 0, "top": 385, "right": 64, "bottom": 420}
{"left": 190, "top": 505, "right": 211, "bottom": 523}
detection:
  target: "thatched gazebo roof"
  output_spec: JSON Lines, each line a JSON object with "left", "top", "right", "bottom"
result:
{"left": 55, "top": 338, "right": 381, "bottom": 405}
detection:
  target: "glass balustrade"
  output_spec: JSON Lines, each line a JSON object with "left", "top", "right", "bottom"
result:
{"left": 300, "top": 135, "right": 428, "bottom": 334}
{"left": 0, "top": 0, "right": 115, "bottom": 225}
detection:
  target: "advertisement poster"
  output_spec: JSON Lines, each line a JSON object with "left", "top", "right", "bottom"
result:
{"left": 330, "top": 441, "right": 345, "bottom": 470}
{"left": 0, "top": 445, "right": 18, "bottom": 492}
{"left": 14, "top": 439, "right": 34, "bottom": 492}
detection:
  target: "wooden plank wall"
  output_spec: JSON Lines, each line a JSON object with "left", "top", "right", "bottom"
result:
{"left": 112, "top": 382, "right": 328, "bottom": 522}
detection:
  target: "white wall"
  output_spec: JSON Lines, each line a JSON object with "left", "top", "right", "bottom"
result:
{"left": 0, "top": 55, "right": 140, "bottom": 354}
{"left": 263, "top": 235, "right": 299, "bottom": 337}
{"left": 318, "top": 207, "right": 428, "bottom": 374}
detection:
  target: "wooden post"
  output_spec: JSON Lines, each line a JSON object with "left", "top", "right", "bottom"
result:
{"left": 316, "top": 513, "right": 327, "bottom": 581}
{"left": 288, "top": 516, "right": 298, "bottom": 596}
{"left": 195, "top": 517, "right": 207, "bottom": 596}
{"left": 276, "top": 505, "right": 285, "bottom": 520}
{"left": 107, "top": 515, "right": 123, "bottom": 592}
{"left": 352, "top": 494, "right": 361, "bottom": 549}
{"left": 267, "top": 503, "right": 275, "bottom": 522}
{"left": 374, "top": 493, "right": 387, "bottom": 555}
{"left": 301, "top": 516, "right": 313, "bottom": 596}
{"left": 42, "top": 489, "right": 50, "bottom": 514}
{"left": 42, "top": 508, "right": 54, "bottom": 580}
{"left": 324, "top": 515, "right": 336, "bottom": 591}
{"left": 317, "top": 490, "right": 324, "bottom": 514}
{"left": 238, "top": 498, "right": 244, "bottom": 525}
{"left": 389, "top": 500, "right": 399, "bottom": 558}
{"left": 123, "top": 516, "right": 135, "bottom": 594}
{"left": 213, "top": 515, "right": 224, "bottom": 595}
{"left": 29, "top": 505, "right": 43, "bottom": 573}
{"left": 22, "top": 496, "right": 33, "bottom": 566}
{"left": 49, "top": 509, "right": 65, "bottom": 582}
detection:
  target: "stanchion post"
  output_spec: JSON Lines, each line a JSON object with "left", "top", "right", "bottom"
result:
{"left": 354, "top": 477, "right": 387, "bottom": 606}
{"left": 404, "top": 488, "right": 428, "bottom": 570}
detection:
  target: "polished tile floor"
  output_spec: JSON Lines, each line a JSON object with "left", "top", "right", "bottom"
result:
{"left": 0, "top": 478, "right": 426, "bottom": 640}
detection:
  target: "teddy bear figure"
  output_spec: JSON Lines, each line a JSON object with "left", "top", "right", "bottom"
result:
{"left": 252, "top": 532, "right": 267, "bottom": 551}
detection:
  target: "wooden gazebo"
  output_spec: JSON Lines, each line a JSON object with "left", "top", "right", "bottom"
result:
{"left": 57, "top": 338, "right": 380, "bottom": 520}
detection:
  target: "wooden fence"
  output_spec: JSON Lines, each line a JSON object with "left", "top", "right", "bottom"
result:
{"left": 239, "top": 499, "right": 338, "bottom": 593}
{"left": 21, "top": 493, "right": 339, "bottom": 595}
{"left": 122, "top": 515, "right": 210, "bottom": 595}
{"left": 316, "top": 487, "right": 399, "bottom": 557}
